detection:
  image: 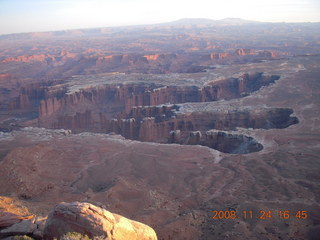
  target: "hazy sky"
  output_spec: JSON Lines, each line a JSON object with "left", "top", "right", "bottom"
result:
{"left": 1, "top": 0, "right": 320, "bottom": 35}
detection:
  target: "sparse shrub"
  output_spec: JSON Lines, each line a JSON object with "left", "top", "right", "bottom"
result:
{"left": 60, "top": 232, "right": 91, "bottom": 240}
{"left": 92, "top": 236, "right": 106, "bottom": 240}
{"left": 13, "top": 236, "right": 34, "bottom": 240}
{"left": 53, "top": 232, "right": 106, "bottom": 240}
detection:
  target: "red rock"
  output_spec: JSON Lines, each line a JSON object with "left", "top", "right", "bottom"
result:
{"left": 144, "top": 54, "right": 160, "bottom": 61}
{"left": 0, "top": 219, "right": 37, "bottom": 238}
{"left": 0, "top": 73, "right": 10, "bottom": 79}
{"left": 36, "top": 73, "right": 283, "bottom": 139}
{"left": 235, "top": 48, "right": 255, "bottom": 56}
{"left": 0, "top": 213, "right": 22, "bottom": 229}
{"left": 2, "top": 54, "right": 49, "bottom": 63}
{"left": 43, "top": 202, "right": 157, "bottom": 240}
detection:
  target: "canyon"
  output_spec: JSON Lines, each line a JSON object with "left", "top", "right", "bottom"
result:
{"left": 0, "top": 19, "right": 320, "bottom": 240}
{"left": 3, "top": 71, "right": 298, "bottom": 154}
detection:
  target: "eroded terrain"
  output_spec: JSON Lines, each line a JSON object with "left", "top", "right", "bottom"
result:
{"left": 0, "top": 20, "right": 320, "bottom": 239}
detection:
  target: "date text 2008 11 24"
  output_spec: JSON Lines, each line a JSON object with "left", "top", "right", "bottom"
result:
{"left": 212, "top": 210, "right": 308, "bottom": 220}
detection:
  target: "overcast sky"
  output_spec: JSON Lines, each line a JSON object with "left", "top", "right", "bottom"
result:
{"left": 0, "top": 0, "right": 319, "bottom": 35}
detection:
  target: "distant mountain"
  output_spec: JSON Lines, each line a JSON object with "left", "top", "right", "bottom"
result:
{"left": 162, "top": 18, "right": 260, "bottom": 27}
{"left": 215, "top": 18, "right": 260, "bottom": 25}
{"left": 0, "top": 18, "right": 319, "bottom": 40}
{"left": 165, "top": 18, "right": 216, "bottom": 26}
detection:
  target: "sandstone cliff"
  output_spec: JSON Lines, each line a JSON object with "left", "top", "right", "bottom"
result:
{"left": 34, "top": 72, "right": 297, "bottom": 153}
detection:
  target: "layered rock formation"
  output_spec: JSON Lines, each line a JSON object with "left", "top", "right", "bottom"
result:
{"left": 8, "top": 83, "right": 49, "bottom": 111}
{"left": 132, "top": 107, "right": 297, "bottom": 153}
{"left": 37, "top": 73, "right": 282, "bottom": 130}
{"left": 202, "top": 130, "right": 263, "bottom": 154}
{"left": 0, "top": 64, "right": 298, "bottom": 155}
{"left": 235, "top": 48, "right": 255, "bottom": 56}
{"left": 32, "top": 72, "right": 298, "bottom": 154}
{"left": 2, "top": 51, "right": 78, "bottom": 64}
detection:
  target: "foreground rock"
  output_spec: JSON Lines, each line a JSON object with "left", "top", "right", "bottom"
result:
{"left": 0, "top": 202, "right": 157, "bottom": 240}
{"left": 43, "top": 202, "right": 157, "bottom": 240}
{"left": 0, "top": 213, "right": 45, "bottom": 239}
{"left": 0, "top": 213, "right": 25, "bottom": 229}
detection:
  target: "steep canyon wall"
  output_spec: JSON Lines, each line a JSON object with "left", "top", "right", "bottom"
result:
{"left": 2, "top": 72, "right": 298, "bottom": 153}
{"left": 33, "top": 73, "right": 298, "bottom": 153}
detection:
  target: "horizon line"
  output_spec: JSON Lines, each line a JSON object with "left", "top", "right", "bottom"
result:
{"left": 1, "top": 17, "right": 320, "bottom": 37}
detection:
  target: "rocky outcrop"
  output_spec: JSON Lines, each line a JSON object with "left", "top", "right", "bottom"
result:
{"left": 4, "top": 82, "right": 66, "bottom": 122}
{"left": 170, "top": 129, "right": 262, "bottom": 154}
{"left": 0, "top": 214, "right": 45, "bottom": 239}
{"left": 0, "top": 213, "right": 30, "bottom": 229}
{"left": 235, "top": 48, "right": 255, "bottom": 56}
{"left": 205, "top": 72, "right": 280, "bottom": 99}
{"left": 185, "top": 131, "right": 202, "bottom": 145}
{"left": 90, "top": 50, "right": 281, "bottom": 74}
{"left": 2, "top": 54, "right": 50, "bottom": 63}
{"left": 8, "top": 93, "right": 30, "bottom": 110}
{"left": 203, "top": 130, "right": 263, "bottom": 154}
{"left": 2, "top": 51, "right": 77, "bottom": 64}
{"left": 124, "top": 107, "right": 298, "bottom": 142}
{"left": 258, "top": 50, "right": 278, "bottom": 58}
{"left": 131, "top": 108, "right": 297, "bottom": 153}
{"left": 94, "top": 53, "right": 180, "bottom": 74}
{"left": 206, "top": 48, "right": 280, "bottom": 62}
{"left": 0, "top": 202, "right": 157, "bottom": 240}
{"left": 43, "top": 202, "right": 157, "bottom": 240}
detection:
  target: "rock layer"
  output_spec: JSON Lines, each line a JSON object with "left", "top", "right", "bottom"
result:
{"left": 0, "top": 71, "right": 298, "bottom": 154}
{"left": 35, "top": 74, "right": 288, "bottom": 144}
